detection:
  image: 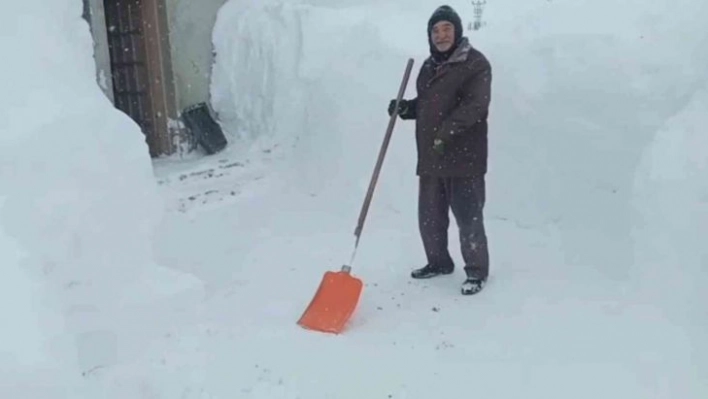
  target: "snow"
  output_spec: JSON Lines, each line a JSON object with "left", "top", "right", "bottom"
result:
{"left": 0, "top": 1, "right": 203, "bottom": 396}
{"left": 2, "top": 0, "right": 707, "bottom": 397}
{"left": 631, "top": 81, "right": 708, "bottom": 385}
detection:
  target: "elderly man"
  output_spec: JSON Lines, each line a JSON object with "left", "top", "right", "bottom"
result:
{"left": 388, "top": 5, "right": 492, "bottom": 295}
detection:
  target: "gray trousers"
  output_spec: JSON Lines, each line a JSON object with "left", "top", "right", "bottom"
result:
{"left": 418, "top": 175, "right": 489, "bottom": 279}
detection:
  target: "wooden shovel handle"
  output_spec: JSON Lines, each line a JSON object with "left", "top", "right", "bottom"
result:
{"left": 353, "top": 58, "right": 415, "bottom": 242}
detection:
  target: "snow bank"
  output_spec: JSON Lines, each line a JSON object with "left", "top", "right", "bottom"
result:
{"left": 631, "top": 81, "right": 708, "bottom": 387}
{"left": 210, "top": 0, "right": 708, "bottom": 268}
{"left": 209, "top": 0, "right": 708, "bottom": 276}
{"left": 479, "top": 0, "right": 708, "bottom": 276}
{"left": 210, "top": 0, "right": 431, "bottom": 215}
{"left": 211, "top": 0, "right": 708, "bottom": 244}
{"left": 0, "top": 0, "right": 203, "bottom": 394}
{"left": 0, "top": 205, "right": 84, "bottom": 398}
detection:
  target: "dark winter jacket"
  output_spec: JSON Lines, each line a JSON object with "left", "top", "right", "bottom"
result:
{"left": 402, "top": 37, "right": 492, "bottom": 177}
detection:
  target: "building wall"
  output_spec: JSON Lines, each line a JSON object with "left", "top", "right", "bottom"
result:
{"left": 165, "top": 0, "right": 230, "bottom": 113}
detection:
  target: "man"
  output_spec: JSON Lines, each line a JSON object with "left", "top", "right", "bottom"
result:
{"left": 388, "top": 5, "right": 492, "bottom": 295}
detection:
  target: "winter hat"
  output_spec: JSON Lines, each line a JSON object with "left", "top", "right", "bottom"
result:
{"left": 427, "top": 5, "right": 463, "bottom": 43}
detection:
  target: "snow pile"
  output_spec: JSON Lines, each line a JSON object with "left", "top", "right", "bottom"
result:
{"left": 479, "top": 0, "right": 708, "bottom": 276}
{"left": 208, "top": 0, "right": 708, "bottom": 275}
{"left": 210, "top": 0, "right": 708, "bottom": 249}
{"left": 0, "top": 1, "right": 203, "bottom": 395}
{"left": 631, "top": 81, "right": 708, "bottom": 384}
{"left": 0, "top": 207, "right": 84, "bottom": 398}
{"left": 210, "top": 0, "right": 429, "bottom": 208}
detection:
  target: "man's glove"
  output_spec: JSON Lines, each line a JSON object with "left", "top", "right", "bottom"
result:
{"left": 387, "top": 99, "right": 416, "bottom": 120}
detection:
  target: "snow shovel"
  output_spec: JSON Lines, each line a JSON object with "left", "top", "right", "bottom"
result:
{"left": 297, "top": 58, "right": 415, "bottom": 334}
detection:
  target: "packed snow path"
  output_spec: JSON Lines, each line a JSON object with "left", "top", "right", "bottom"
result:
{"left": 142, "top": 165, "right": 703, "bottom": 398}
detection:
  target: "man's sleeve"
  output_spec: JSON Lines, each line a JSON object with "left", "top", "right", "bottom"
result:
{"left": 435, "top": 57, "right": 492, "bottom": 142}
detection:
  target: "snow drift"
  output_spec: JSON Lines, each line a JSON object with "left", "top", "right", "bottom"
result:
{"left": 631, "top": 81, "right": 708, "bottom": 384}
{"left": 210, "top": 0, "right": 708, "bottom": 269}
{"left": 210, "top": 1, "right": 429, "bottom": 207}
{"left": 0, "top": 207, "right": 82, "bottom": 398}
{"left": 0, "top": 0, "right": 203, "bottom": 395}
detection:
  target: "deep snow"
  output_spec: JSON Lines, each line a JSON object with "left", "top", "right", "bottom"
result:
{"left": 2, "top": 0, "right": 707, "bottom": 397}
{"left": 0, "top": 1, "right": 203, "bottom": 397}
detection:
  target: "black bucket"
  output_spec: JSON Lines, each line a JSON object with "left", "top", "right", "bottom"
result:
{"left": 181, "top": 102, "right": 228, "bottom": 155}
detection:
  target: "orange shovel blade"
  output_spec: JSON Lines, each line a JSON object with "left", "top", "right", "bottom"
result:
{"left": 297, "top": 266, "right": 363, "bottom": 334}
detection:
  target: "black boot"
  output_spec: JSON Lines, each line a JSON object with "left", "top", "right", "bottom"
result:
{"left": 460, "top": 276, "right": 486, "bottom": 295}
{"left": 411, "top": 264, "right": 454, "bottom": 279}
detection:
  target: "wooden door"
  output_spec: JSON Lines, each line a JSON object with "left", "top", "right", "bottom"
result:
{"left": 104, "top": 0, "right": 154, "bottom": 144}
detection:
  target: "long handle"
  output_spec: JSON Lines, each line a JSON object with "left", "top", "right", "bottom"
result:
{"left": 352, "top": 58, "right": 415, "bottom": 255}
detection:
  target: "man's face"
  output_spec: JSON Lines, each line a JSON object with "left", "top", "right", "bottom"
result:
{"left": 431, "top": 21, "right": 455, "bottom": 52}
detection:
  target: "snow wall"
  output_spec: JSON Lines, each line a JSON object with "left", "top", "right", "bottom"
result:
{"left": 210, "top": 0, "right": 708, "bottom": 382}
{"left": 211, "top": 0, "right": 708, "bottom": 270}
{"left": 631, "top": 82, "right": 708, "bottom": 381}
{"left": 0, "top": 1, "right": 203, "bottom": 396}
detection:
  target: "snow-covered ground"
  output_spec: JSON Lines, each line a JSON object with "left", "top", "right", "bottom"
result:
{"left": 2, "top": 0, "right": 707, "bottom": 397}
